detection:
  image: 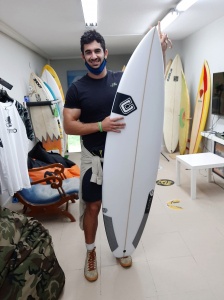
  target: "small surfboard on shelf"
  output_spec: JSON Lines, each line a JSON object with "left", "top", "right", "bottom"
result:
{"left": 41, "top": 78, "right": 65, "bottom": 155}
{"left": 28, "top": 72, "right": 64, "bottom": 155}
{"left": 41, "top": 67, "right": 67, "bottom": 155}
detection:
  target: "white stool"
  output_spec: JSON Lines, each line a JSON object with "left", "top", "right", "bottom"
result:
{"left": 176, "top": 152, "right": 224, "bottom": 199}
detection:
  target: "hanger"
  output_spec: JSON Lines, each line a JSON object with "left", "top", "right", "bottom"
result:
{"left": 0, "top": 88, "right": 14, "bottom": 103}
{"left": 0, "top": 77, "right": 14, "bottom": 103}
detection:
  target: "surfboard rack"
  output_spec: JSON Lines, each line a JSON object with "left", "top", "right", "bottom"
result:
{"left": 0, "top": 78, "right": 13, "bottom": 90}
{"left": 26, "top": 99, "right": 61, "bottom": 107}
{"left": 26, "top": 99, "right": 61, "bottom": 115}
{"left": 26, "top": 101, "right": 54, "bottom": 107}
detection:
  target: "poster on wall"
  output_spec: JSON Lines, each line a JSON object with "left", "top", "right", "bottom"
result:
{"left": 67, "top": 70, "right": 87, "bottom": 88}
{"left": 213, "top": 142, "right": 224, "bottom": 179}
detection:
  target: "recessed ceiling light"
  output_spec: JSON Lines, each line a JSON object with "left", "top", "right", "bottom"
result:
{"left": 81, "top": 0, "right": 97, "bottom": 27}
{"left": 176, "top": 0, "right": 198, "bottom": 12}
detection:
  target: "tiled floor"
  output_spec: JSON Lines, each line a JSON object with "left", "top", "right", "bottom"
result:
{"left": 7, "top": 151, "right": 224, "bottom": 300}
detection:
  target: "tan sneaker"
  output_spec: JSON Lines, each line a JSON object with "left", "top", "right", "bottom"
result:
{"left": 118, "top": 256, "right": 132, "bottom": 268}
{"left": 84, "top": 247, "right": 98, "bottom": 282}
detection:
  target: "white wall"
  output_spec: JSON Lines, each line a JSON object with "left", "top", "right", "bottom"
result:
{"left": 0, "top": 32, "right": 47, "bottom": 206}
{"left": 182, "top": 15, "right": 224, "bottom": 134}
{"left": 0, "top": 33, "right": 47, "bottom": 101}
{"left": 166, "top": 40, "right": 183, "bottom": 68}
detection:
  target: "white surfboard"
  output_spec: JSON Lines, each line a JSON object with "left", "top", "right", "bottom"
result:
{"left": 40, "top": 77, "right": 65, "bottom": 155}
{"left": 42, "top": 68, "right": 67, "bottom": 155}
{"left": 102, "top": 27, "right": 164, "bottom": 258}
{"left": 163, "top": 54, "right": 183, "bottom": 153}
{"left": 28, "top": 73, "right": 64, "bottom": 154}
{"left": 41, "top": 69, "right": 64, "bottom": 118}
{"left": 28, "top": 72, "right": 60, "bottom": 141}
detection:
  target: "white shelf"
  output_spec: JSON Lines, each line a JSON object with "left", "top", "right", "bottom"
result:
{"left": 201, "top": 131, "right": 224, "bottom": 146}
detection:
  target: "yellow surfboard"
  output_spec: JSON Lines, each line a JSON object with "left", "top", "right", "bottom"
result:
{"left": 189, "top": 61, "right": 211, "bottom": 154}
{"left": 179, "top": 70, "right": 190, "bottom": 155}
{"left": 42, "top": 64, "right": 65, "bottom": 102}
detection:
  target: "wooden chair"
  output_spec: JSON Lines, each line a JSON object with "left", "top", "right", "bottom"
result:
{"left": 15, "top": 163, "right": 79, "bottom": 222}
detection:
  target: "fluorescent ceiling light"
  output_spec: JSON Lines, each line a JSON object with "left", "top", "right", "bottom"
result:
{"left": 160, "top": 9, "right": 179, "bottom": 31}
{"left": 81, "top": 0, "right": 97, "bottom": 27}
{"left": 176, "top": 0, "right": 198, "bottom": 12}
{"left": 159, "top": 0, "right": 198, "bottom": 31}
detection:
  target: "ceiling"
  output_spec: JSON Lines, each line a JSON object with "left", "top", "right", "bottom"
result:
{"left": 0, "top": 0, "right": 224, "bottom": 60}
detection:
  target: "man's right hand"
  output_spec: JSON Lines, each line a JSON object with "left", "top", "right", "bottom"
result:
{"left": 102, "top": 116, "right": 126, "bottom": 133}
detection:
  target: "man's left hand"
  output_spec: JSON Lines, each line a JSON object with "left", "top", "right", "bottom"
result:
{"left": 157, "top": 21, "right": 172, "bottom": 51}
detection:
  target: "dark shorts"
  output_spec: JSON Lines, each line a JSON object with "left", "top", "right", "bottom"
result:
{"left": 82, "top": 167, "right": 102, "bottom": 203}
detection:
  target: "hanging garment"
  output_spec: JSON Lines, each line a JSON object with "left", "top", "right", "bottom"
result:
{"left": 0, "top": 100, "right": 33, "bottom": 196}
{"left": 15, "top": 100, "right": 35, "bottom": 141}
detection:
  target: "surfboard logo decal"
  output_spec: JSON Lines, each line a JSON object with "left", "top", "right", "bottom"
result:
{"left": 167, "top": 68, "right": 172, "bottom": 82}
{"left": 167, "top": 200, "right": 183, "bottom": 210}
{"left": 156, "top": 179, "right": 174, "bottom": 186}
{"left": 35, "top": 94, "right": 41, "bottom": 102}
{"left": 112, "top": 92, "right": 137, "bottom": 116}
{"left": 33, "top": 78, "right": 42, "bottom": 89}
{"left": 132, "top": 190, "right": 153, "bottom": 248}
{"left": 179, "top": 108, "right": 185, "bottom": 128}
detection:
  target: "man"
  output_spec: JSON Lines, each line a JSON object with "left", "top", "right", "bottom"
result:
{"left": 63, "top": 26, "right": 170, "bottom": 282}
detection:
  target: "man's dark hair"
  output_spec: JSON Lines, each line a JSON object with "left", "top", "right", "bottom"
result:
{"left": 80, "top": 30, "right": 106, "bottom": 54}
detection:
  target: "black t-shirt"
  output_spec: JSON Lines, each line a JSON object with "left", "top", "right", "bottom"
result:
{"left": 65, "top": 70, "right": 123, "bottom": 153}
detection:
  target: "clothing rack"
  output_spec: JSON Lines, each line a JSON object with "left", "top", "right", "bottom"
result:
{"left": 0, "top": 78, "right": 13, "bottom": 90}
{"left": 0, "top": 78, "right": 14, "bottom": 102}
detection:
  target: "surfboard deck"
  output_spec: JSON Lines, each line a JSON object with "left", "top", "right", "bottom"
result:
{"left": 28, "top": 72, "right": 63, "bottom": 154}
{"left": 179, "top": 70, "right": 190, "bottom": 155}
{"left": 102, "top": 27, "right": 164, "bottom": 258}
{"left": 189, "top": 61, "right": 211, "bottom": 154}
{"left": 163, "top": 54, "right": 183, "bottom": 153}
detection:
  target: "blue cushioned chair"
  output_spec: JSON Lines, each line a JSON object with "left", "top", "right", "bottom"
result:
{"left": 15, "top": 163, "right": 79, "bottom": 222}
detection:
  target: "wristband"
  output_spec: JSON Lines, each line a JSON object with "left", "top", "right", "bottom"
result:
{"left": 98, "top": 121, "right": 103, "bottom": 132}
